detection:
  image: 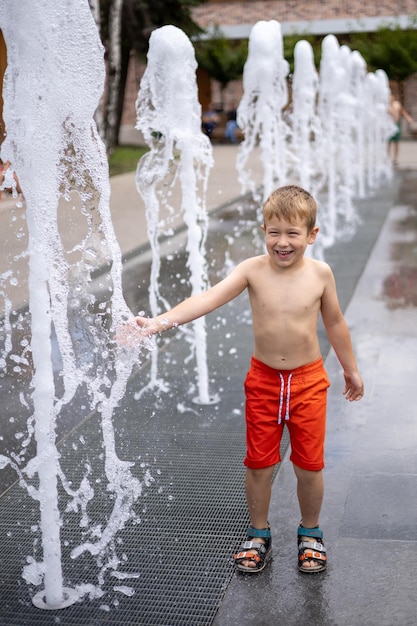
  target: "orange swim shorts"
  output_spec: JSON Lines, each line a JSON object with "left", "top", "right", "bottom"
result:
{"left": 244, "top": 356, "right": 330, "bottom": 471}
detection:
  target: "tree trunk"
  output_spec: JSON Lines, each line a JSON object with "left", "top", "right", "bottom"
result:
{"left": 105, "top": 0, "right": 123, "bottom": 153}
{"left": 89, "top": 0, "right": 106, "bottom": 141}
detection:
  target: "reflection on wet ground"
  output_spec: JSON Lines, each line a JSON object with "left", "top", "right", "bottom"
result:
{"left": 382, "top": 171, "right": 417, "bottom": 308}
{"left": 383, "top": 266, "right": 417, "bottom": 308}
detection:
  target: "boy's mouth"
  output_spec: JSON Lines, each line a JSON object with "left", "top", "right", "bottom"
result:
{"left": 276, "top": 249, "right": 293, "bottom": 257}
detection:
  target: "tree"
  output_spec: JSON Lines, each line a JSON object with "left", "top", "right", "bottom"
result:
{"left": 341, "top": 22, "right": 417, "bottom": 100}
{"left": 95, "top": 0, "right": 205, "bottom": 152}
{"left": 283, "top": 24, "right": 417, "bottom": 102}
{"left": 194, "top": 27, "right": 248, "bottom": 110}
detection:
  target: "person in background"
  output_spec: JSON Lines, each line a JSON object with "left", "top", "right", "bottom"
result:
{"left": 0, "top": 159, "right": 22, "bottom": 198}
{"left": 202, "top": 103, "right": 220, "bottom": 139}
{"left": 224, "top": 108, "right": 239, "bottom": 143}
{"left": 388, "top": 95, "right": 414, "bottom": 166}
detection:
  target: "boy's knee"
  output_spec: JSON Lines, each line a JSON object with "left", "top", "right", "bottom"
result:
{"left": 293, "top": 464, "right": 323, "bottom": 482}
{"left": 246, "top": 465, "right": 275, "bottom": 482}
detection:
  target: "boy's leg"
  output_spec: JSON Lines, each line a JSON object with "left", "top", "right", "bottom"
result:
{"left": 245, "top": 465, "right": 275, "bottom": 529}
{"left": 293, "top": 464, "right": 325, "bottom": 570}
{"left": 393, "top": 140, "right": 399, "bottom": 165}
{"left": 293, "top": 465, "right": 324, "bottom": 528}
{"left": 237, "top": 465, "right": 275, "bottom": 569}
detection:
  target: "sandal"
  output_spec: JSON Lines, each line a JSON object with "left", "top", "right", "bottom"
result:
{"left": 233, "top": 525, "right": 272, "bottom": 573}
{"left": 297, "top": 525, "right": 327, "bottom": 573}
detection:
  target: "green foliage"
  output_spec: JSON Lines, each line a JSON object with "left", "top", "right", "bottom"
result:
{"left": 195, "top": 27, "right": 248, "bottom": 89}
{"left": 281, "top": 23, "right": 417, "bottom": 83}
{"left": 292, "top": 24, "right": 417, "bottom": 103}
{"left": 120, "top": 0, "right": 205, "bottom": 58}
{"left": 345, "top": 26, "right": 417, "bottom": 81}
{"left": 108, "top": 145, "right": 148, "bottom": 176}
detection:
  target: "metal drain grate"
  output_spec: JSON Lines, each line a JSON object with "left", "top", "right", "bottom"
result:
{"left": 0, "top": 198, "right": 291, "bottom": 625}
{"left": 0, "top": 422, "right": 289, "bottom": 625}
{"left": 0, "top": 299, "right": 290, "bottom": 626}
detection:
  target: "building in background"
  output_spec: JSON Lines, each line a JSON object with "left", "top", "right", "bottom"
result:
{"left": 121, "top": 0, "right": 417, "bottom": 145}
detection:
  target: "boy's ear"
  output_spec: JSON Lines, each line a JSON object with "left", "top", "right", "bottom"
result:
{"left": 308, "top": 226, "right": 319, "bottom": 244}
{"left": 261, "top": 223, "right": 266, "bottom": 233}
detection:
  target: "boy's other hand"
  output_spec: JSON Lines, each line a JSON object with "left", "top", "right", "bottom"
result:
{"left": 342, "top": 371, "right": 364, "bottom": 401}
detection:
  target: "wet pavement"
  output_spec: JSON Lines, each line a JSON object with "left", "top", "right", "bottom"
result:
{"left": 0, "top": 143, "right": 416, "bottom": 625}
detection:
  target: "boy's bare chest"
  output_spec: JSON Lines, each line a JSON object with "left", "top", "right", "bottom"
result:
{"left": 249, "top": 272, "right": 323, "bottom": 317}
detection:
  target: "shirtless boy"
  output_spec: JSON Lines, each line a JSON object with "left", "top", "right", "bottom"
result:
{"left": 133, "top": 185, "right": 364, "bottom": 574}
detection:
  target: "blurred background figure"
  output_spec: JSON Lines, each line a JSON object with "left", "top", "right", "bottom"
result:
{"left": 0, "top": 158, "right": 22, "bottom": 198}
{"left": 388, "top": 94, "right": 414, "bottom": 166}
{"left": 224, "top": 108, "right": 239, "bottom": 143}
{"left": 202, "top": 103, "right": 220, "bottom": 139}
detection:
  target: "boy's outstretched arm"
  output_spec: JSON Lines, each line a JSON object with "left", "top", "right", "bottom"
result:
{"left": 320, "top": 268, "right": 364, "bottom": 402}
{"left": 135, "top": 262, "right": 249, "bottom": 336}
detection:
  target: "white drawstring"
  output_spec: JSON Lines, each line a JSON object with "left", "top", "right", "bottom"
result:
{"left": 278, "top": 373, "right": 284, "bottom": 424}
{"left": 278, "top": 372, "right": 293, "bottom": 424}
{"left": 285, "top": 373, "right": 293, "bottom": 421}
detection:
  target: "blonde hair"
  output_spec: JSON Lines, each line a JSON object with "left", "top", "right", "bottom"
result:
{"left": 263, "top": 185, "right": 317, "bottom": 233}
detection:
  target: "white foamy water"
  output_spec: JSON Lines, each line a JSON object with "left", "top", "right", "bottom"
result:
{"left": 135, "top": 25, "right": 216, "bottom": 404}
{"left": 314, "top": 35, "right": 392, "bottom": 252}
{"left": 234, "top": 22, "right": 392, "bottom": 259}
{"left": 0, "top": 0, "right": 149, "bottom": 608}
{"left": 236, "top": 20, "right": 290, "bottom": 210}
{"left": 290, "top": 39, "right": 321, "bottom": 196}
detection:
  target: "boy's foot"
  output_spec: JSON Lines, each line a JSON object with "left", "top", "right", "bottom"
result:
{"left": 233, "top": 525, "right": 272, "bottom": 573}
{"left": 297, "top": 525, "right": 327, "bottom": 573}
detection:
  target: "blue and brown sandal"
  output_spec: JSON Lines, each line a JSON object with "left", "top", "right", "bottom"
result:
{"left": 297, "top": 525, "right": 327, "bottom": 573}
{"left": 233, "top": 525, "right": 272, "bottom": 573}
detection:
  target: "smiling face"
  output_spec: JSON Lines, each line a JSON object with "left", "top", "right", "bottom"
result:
{"left": 262, "top": 215, "right": 318, "bottom": 268}
{"left": 261, "top": 185, "right": 319, "bottom": 268}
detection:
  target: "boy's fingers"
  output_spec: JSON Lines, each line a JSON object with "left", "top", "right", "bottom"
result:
{"left": 115, "top": 320, "right": 150, "bottom": 346}
{"left": 343, "top": 386, "right": 364, "bottom": 401}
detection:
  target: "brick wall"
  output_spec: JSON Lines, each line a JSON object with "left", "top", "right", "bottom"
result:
{"left": 192, "top": 0, "right": 417, "bottom": 27}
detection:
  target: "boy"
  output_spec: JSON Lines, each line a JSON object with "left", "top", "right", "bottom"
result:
{"left": 133, "top": 185, "right": 364, "bottom": 574}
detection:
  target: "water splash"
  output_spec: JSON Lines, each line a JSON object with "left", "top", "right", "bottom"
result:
{"left": 0, "top": 0, "right": 150, "bottom": 608}
{"left": 316, "top": 34, "right": 345, "bottom": 249}
{"left": 235, "top": 23, "right": 392, "bottom": 259}
{"left": 366, "top": 69, "right": 393, "bottom": 188}
{"left": 290, "top": 39, "right": 321, "bottom": 196}
{"left": 236, "top": 20, "right": 290, "bottom": 211}
{"left": 135, "top": 25, "right": 217, "bottom": 405}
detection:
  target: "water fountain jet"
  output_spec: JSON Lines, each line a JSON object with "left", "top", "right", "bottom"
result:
{"left": 135, "top": 25, "right": 218, "bottom": 405}
{"left": 236, "top": 20, "right": 290, "bottom": 211}
{"left": 1, "top": 0, "right": 149, "bottom": 608}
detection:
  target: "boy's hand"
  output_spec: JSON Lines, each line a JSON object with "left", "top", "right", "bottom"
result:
{"left": 342, "top": 371, "right": 364, "bottom": 401}
{"left": 135, "top": 315, "right": 153, "bottom": 336}
{"left": 115, "top": 316, "right": 155, "bottom": 348}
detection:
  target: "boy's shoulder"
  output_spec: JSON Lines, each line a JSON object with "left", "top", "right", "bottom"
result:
{"left": 305, "top": 257, "right": 333, "bottom": 277}
{"left": 238, "top": 254, "right": 268, "bottom": 267}
{"left": 306, "top": 256, "right": 330, "bottom": 269}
